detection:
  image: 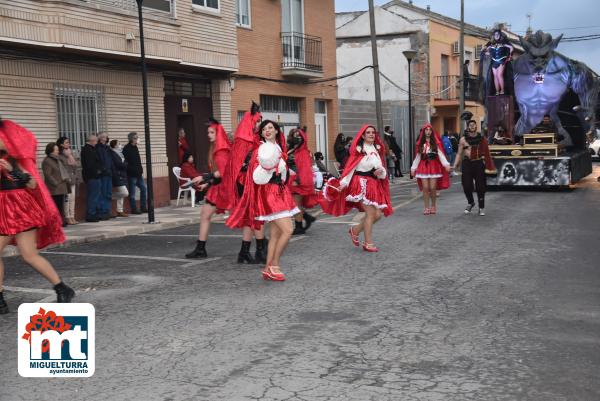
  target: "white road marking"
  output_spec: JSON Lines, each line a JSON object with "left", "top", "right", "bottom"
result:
{"left": 41, "top": 251, "right": 221, "bottom": 267}
{"left": 134, "top": 234, "right": 242, "bottom": 238}
{"left": 393, "top": 195, "right": 422, "bottom": 211}
{"left": 3, "top": 286, "right": 54, "bottom": 295}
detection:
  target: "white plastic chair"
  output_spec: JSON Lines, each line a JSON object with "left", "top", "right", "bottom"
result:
{"left": 172, "top": 167, "right": 196, "bottom": 207}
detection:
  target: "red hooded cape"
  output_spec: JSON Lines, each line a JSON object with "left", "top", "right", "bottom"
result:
{"left": 320, "top": 124, "right": 393, "bottom": 217}
{"left": 205, "top": 122, "right": 232, "bottom": 212}
{"left": 223, "top": 110, "right": 262, "bottom": 210}
{"left": 0, "top": 120, "right": 65, "bottom": 249}
{"left": 226, "top": 126, "right": 288, "bottom": 230}
{"left": 413, "top": 124, "right": 450, "bottom": 191}
{"left": 289, "top": 129, "right": 321, "bottom": 208}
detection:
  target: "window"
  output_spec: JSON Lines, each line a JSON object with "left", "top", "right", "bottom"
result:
{"left": 235, "top": 0, "right": 251, "bottom": 27}
{"left": 192, "top": 0, "right": 219, "bottom": 12}
{"left": 55, "top": 85, "right": 105, "bottom": 150}
{"left": 260, "top": 95, "right": 299, "bottom": 113}
{"left": 281, "top": 0, "right": 303, "bottom": 33}
{"left": 143, "top": 0, "right": 173, "bottom": 13}
{"left": 165, "top": 79, "right": 211, "bottom": 97}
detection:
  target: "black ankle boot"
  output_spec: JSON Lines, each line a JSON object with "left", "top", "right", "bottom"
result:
{"left": 186, "top": 240, "right": 207, "bottom": 259}
{"left": 238, "top": 240, "right": 256, "bottom": 264}
{"left": 254, "top": 238, "right": 268, "bottom": 264}
{"left": 54, "top": 282, "right": 75, "bottom": 303}
{"left": 292, "top": 220, "right": 306, "bottom": 235}
{"left": 303, "top": 212, "right": 316, "bottom": 231}
{"left": 0, "top": 292, "right": 8, "bottom": 314}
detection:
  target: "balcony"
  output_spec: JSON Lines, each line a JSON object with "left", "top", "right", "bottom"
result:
{"left": 280, "top": 32, "right": 323, "bottom": 78}
{"left": 433, "top": 75, "right": 480, "bottom": 103}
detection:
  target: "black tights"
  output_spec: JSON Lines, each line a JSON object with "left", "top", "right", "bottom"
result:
{"left": 461, "top": 159, "right": 486, "bottom": 209}
{"left": 52, "top": 194, "right": 66, "bottom": 222}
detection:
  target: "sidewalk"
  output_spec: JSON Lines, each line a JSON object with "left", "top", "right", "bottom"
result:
{"left": 2, "top": 203, "right": 210, "bottom": 257}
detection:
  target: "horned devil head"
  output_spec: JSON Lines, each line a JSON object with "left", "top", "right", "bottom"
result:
{"left": 519, "top": 30, "right": 563, "bottom": 72}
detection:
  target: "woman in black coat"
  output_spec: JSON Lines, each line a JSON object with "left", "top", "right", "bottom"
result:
{"left": 109, "top": 139, "right": 129, "bottom": 217}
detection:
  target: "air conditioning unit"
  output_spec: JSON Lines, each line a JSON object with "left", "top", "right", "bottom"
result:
{"left": 474, "top": 44, "right": 484, "bottom": 60}
{"left": 452, "top": 41, "right": 460, "bottom": 55}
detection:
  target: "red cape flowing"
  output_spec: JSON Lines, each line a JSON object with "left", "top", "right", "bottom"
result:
{"left": 0, "top": 120, "right": 65, "bottom": 249}
{"left": 413, "top": 124, "right": 450, "bottom": 191}
{"left": 223, "top": 110, "right": 262, "bottom": 210}
{"left": 205, "top": 122, "right": 232, "bottom": 212}
{"left": 320, "top": 124, "right": 393, "bottom": 217}
{"left": 290, "top": 129, "right": 316, "bottom": 200}
{"left": 226, "top": 129, "right": 288, "bottom": 230}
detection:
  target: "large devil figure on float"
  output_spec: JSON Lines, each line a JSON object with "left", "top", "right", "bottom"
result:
{"left": 512, "top": 30, "right": 599, "bottom": 147}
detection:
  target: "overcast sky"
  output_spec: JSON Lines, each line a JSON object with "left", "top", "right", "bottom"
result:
{"left": 335, "top": 0, "right": 600, "bottom": 73}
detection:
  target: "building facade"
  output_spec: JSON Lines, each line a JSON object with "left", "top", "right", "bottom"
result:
{"left": 0, "top": 0, "right": 239, "bottom": 212}
{"left": 336, "top": 1, "right": 512, "bottom": 165}
{"left": 231, "top": 0, "right": 339, "bottom": 169}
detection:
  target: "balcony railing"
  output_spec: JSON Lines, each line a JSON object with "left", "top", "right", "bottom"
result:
{"left": 281, "top": 32, "right": 323, "bottom": 77}
{"left": 433, "top": 75, "right": 480, "bottom": 102}
{"left": 80, "top": 0, "right": 175, "bottom": 18}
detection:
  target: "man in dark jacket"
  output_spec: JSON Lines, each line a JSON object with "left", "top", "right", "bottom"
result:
{"left": 95, "top": 132, "right": 113, "bottom": 220}
{"left": 384, "top": 126, "right": 403, "bottom": 177}
{"left": 122, "top": 132, "right": 147, "bottom": 214}
{"left": 80, "top": 134, "right": 102, "bottom": 222}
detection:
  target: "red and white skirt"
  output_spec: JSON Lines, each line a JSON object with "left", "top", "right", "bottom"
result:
{"left": 255, "top": 183, "right": 300, "bottom": 221}
{"left": 414, "top": 159, "right": 444, "bottom": 179}
{"left": 345, "top": 175, "right": 388, "bottom": 210}
{"left": 0, "top": 189, "right": 46, "bottom": 236}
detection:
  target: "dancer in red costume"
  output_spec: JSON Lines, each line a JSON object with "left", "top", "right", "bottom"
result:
{"left": 287, "top": 128, "right": 318, "bottom": 235}
{"left": 321, "top": 125, "right": 393, "bottom": 252}
{"left": 185, "top": 119, "right": 235, "bottom": 259}
{"left": 227, "top": 120, "right": 299, "bottom": 281}
{"left": 0, "top": 118, "right": 75, "bottom": 314}
{"left": 223, "top": 102, "right": 267, "bottom": 264}
{"left": 410, "top": 124, "right": 451, "bottom": 215}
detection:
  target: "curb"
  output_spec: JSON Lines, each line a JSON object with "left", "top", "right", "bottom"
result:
{"left": 2, "top": 215, "right": 202, "bottom": 258}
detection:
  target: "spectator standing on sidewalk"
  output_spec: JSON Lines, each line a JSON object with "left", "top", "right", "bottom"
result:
{"left": 96, "top": 133, "right": 113, "bottom": 220}
{"left": 442, "top": 131, "right": 455, "bottom": 166}
{"left": 42, "top": 142, "right": 71, "bottom": 227}
{"left": 334, "top": 133, "right": 346, "bottom": 165}
{"left": 123, "top": 132, "right": 147, "bottom": 215}
{"left": 109, "top": 139, "right": 129, "bottom": 217}
{"left": 383, "top": 126, "right": 403, "bottom": 177}
{"left": 81, "top": 134, "right": 102, "bottom": 222}
{"left": 56, "top": 136, "right": 80, "bottom": 225}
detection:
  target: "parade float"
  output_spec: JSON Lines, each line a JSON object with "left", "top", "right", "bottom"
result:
{"left": 478, "top": 29, "right": 599, "bottom": 187}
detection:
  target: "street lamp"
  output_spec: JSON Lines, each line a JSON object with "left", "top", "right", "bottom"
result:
{"left": 136, "top": 0, "right": 155, "bottom": 223}
{"left": 403, "top": 49, "right": 417, "bottom": 163}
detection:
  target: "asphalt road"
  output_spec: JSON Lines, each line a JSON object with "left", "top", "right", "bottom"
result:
{"left": 1, "top": 175, "right": 599, "bottom": 401}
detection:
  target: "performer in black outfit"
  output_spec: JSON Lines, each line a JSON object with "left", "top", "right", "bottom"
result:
{"left": 452, "top": 120, "right": 497, "bottom": 216}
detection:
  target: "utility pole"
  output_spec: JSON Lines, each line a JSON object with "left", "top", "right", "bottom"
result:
{"left": 136, "top": 0, "right": 155, "bottom": 223}
{"left": 368, "top": 0, "right": 384, "bottom": 134}
{"left": 459, "top": 0, "right": 465, "bottom": 129}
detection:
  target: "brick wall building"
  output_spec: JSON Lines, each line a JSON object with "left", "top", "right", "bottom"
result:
{"left": 231, "top": 0, "right": 339, "bottom": 169}
{"left": 0, "top": 0, "right": 238, "bottom": 215}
